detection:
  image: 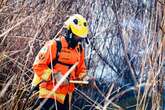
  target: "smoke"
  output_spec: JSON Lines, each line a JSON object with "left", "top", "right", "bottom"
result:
{"left": 121, "top": 17, "right": 145, "bottom": 33}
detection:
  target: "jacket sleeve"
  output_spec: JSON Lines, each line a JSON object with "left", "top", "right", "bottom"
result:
{"left": 75, "top": 48, "right": 87, "bottom": 79}
{"left": 33, "top": 40, "right": 57, "bottom": 81}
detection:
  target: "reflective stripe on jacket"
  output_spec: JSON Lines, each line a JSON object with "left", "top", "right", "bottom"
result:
{"left": 39, "top": 87, "right": 66, "bottom": 104}
{"left": 32, "top": 36, "right": 86, "bottom": 104}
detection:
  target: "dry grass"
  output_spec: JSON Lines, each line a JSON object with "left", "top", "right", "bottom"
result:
{"left": 0, "top": 0, "right": 164, "bottom": 110}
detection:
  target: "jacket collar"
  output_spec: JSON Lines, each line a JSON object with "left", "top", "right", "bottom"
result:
{"left": 60, "top": 36, "right": 80, "bottom": 49}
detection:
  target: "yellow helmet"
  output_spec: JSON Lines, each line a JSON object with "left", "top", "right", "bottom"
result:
{"left": 64, "top": 14, "right": 89, "bottom": 38}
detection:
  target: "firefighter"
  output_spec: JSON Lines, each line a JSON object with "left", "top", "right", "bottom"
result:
{"left": 32, "top": 14, "right": 89, "bottom": 110}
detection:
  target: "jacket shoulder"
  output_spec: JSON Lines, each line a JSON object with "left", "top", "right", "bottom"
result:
{"left": 45, "top": 40, "right": 56, "bottom": 47}
{"left": 41, "top": 40, "right": 57, "bottom": 55}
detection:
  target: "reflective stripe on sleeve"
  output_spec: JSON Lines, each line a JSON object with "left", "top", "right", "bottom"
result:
{"left": 32, "top": 74, "right": 42, "bottom": 87}
{"left": 41, "top": 68, "right": 52, "bottom": 81}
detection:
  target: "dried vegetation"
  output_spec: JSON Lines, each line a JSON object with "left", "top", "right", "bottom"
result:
{"left": 0, "top": 0, "right": 164, "bottom": 110}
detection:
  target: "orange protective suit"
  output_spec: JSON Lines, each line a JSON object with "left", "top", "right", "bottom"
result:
{"left": 32, "top": 36, "right": 86, "bottom": 104}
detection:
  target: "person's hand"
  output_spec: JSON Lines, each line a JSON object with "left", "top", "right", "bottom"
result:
{"left": 82, "top": 75, "right": 96, "bottom": 88}
{"left": 52, "top": 72, "right": 69, "bottom": 85}
{"left": 87, "top": 77, "right": 96, "bottom": 88}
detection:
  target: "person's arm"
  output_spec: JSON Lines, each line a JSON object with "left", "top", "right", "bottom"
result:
{"left": 33, "top": 40, "right": 57, "bottom": 81}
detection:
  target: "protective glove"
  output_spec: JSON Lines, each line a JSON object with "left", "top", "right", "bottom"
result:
{"left": 52, "top": 72, "right": 69, "bottom": 85}
{"left": 80, "top": 75, "right": 96, "bottom": 88}
{"left": 85, "top": 76, "right": 96, "bottom": 88}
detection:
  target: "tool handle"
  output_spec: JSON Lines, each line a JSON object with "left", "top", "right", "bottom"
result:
{"left": 69, "top": 80, "right": 89, "bottom": 84}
